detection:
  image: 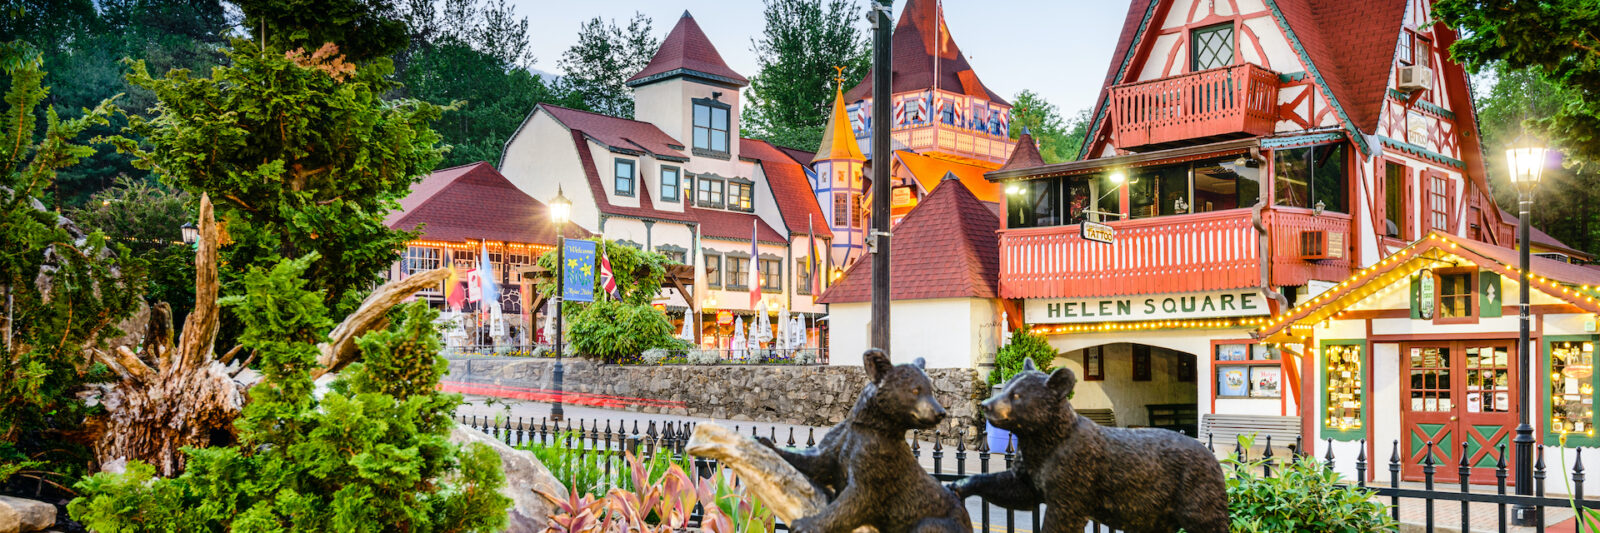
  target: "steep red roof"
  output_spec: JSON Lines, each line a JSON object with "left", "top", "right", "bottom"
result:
{"left": 1081, "top": 0, "right": 1157, "bottom": 160}
{"left": 740, "top": 138, "right": 833, "bottom": 239}
{"left": 844, "top": 0, "right": 1006, "bottom": 104}
{"left": 818, "top": 177, "right": 1000, "bottom": 304}
{"left": 625, "top": 11, "right": 748, "bottom": 88}
{"left": 388, "top": 162, "right": 588, "bottom": 243}
{"left": 1273, "top": 0, "right": 1407, "bottom": 133}
{"left": 544, "top": 104, "right": 686, "bottom": 160}
{"left": 570, "top": 129, "right": 697, "bottom": 224}
{"left": 692, "top": 207, "right": 786, "bottom": 244}
{"left": 998, "top": 131, "right": 1045, "bottom": 171}
{"left": 1499, "top": 208, "right": 1593, "bottom": 260}
{"left": 776, "top": 146, "right": 818, "bottom": 167}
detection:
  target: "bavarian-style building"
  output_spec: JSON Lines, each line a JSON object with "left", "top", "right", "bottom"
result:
{"left": 984, "top": 0, "right": 1579, "bottom": 462}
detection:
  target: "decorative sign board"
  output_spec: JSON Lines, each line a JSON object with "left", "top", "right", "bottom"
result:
{"left": 1081, "top": 221, "right": 1115, "bottom": 244}
{"left": 1025, "top": 289, "right": 1269, "bottom": 324}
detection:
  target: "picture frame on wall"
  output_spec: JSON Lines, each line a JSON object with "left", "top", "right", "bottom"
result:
{"left": 1083, "top": 346, "right": 1104, "bottom": 381}
{"left": 1132, "top": 345, "right": 1152, "bottom": 381}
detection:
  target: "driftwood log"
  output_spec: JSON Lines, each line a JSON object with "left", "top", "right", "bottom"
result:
{"left": 686, "top": 423, "right": 827, "bottom": 523}
{"left": 84, "top": 194, "right": 450, "bottom": 476}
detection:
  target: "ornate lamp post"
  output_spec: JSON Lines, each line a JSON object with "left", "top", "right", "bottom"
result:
{"left": 548, "top": 186, "right": 572, "bottom": 422}
{"left": 1506, "top": 134, "right": 1547, "bottom": 525}
{"left": 180, "top": 222, "right": 199, "bottom": 246}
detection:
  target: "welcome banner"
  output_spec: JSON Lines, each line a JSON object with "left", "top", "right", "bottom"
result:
{"left": 562, "top": 238, "right": 596, "bottom": 303}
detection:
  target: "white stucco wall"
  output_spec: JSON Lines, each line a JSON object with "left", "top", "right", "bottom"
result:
{"left": 1054, "top": 343, "right": 1200, "bottom": 428}
{"left": 826, "top": 298, "right": 999, "bottom": 369}
{"left": 499, "top": 111, "right": 600, "bottom": 232}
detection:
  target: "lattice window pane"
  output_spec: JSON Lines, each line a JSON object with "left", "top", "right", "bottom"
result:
{"left": 1191, "top": 25, "right": 1235, "bottom": 71}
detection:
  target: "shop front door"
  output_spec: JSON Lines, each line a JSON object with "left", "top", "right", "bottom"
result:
{"left": 1401, "top": 341, "right": 1518, "bottom": 484}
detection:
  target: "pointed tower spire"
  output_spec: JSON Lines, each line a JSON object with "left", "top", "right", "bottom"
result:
{"left": 625, "top": 12, "right": 748, "bottom": 88}
{"left": 998, "top": 129, "right": 1045, "bottom": 171}
{"left": 814, "top": 67, "right": 866, "bottom": 164}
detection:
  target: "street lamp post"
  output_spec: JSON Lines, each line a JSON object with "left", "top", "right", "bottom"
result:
{"left": 1506, "top": 134, "right": 1547, "bottom": 526}
{"left": 549, "top": 186, "right": 572, "bottom": 422}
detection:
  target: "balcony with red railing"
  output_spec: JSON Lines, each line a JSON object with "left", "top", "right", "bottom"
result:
{"left": 998, "top": 208, "right": 1353, "bottom": 300}
{"left": 1110, "top": 64, "right": 1280, "bottom": 152}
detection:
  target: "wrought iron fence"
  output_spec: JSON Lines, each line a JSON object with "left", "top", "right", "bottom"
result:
{"left": 456, "top": 414, "right": 1600, "bottom": 532}
{"left": 441, "top": 346, "right": 830, "bottom": 365}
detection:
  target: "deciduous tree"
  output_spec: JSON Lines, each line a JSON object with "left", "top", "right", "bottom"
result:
{"left": 1010, "top": 90, "right": 1088, "bottom": 164}
{"left": 556, "top": 13, "right": 656, "bottom": 118}
{"left": 742, "top": 0, "right": 870, "bottom": 151}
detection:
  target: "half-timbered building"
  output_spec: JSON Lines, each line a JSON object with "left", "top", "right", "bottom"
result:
{"left": 985, "top": 0, "right": 1569, "bottom": 442}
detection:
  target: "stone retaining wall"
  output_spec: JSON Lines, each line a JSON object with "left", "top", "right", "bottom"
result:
{"left": 446, "top": 358, "right": 987, "bottom": 444}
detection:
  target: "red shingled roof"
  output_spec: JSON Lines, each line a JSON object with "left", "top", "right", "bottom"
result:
{"left": 998, "top": 132, "right": 1045, "bottom": 171}
{"left": 388, "top": 162, "right": 588, "bottom": 243}
{"left": 692, "top": 207, "right": 785, "bottom": 244}
{"left": 570, "top": 129, "right": 697, "bottom": 224}
{"left": 1273, "top": 0, "right": 1407, "bottom": 133}
{"left": 844, "top": 0, "right": 1006, "bottom": 104}
{"left": 740, "top": 138, "right": 833, "bottom": 240}
{"left": 818, "top": 178, "right": 1000, "bottom": 304}
{"left": 544, "top": 104, "right": 686, "bottom": 160}
{"left": 625, "top": 11, "right": 748, "bottom": 88}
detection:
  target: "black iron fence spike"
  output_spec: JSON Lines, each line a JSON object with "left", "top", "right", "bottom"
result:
{"left": 1325, "top": 438, "right": 1335, "bottom": 470}
{"left": 807, "top": 428, "right": 816, "bottom": 447}
{"left": 788, "top": 427, "right": 796, "bottom": 447}
{"left": 1577, "top": 448, "right": 1587, "bottom": 501}
{"left": 1496, "top": 443, "right": 1507, "bottom": 470}
{"left": 1424, "top": 440, "right": 1436, "bottom": 467}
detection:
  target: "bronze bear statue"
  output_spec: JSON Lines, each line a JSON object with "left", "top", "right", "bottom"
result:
{"left": 951, "top": 359, "right": 1228, "bottom": 533}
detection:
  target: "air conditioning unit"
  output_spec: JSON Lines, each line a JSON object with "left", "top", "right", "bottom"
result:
{"left": 1398, "top": 65, "right": 1432, "bottom": 92}
{"left": 1299, "top": 230, "right": 1346, "bottom": 260}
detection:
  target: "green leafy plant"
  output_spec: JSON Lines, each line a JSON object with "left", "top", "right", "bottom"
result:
{"left": 988, "top": 329, "right": 1058, "bottom": 386}
{"left": 1223, "top": 435, "right": 1395, "bottom": 533}
{"left": 68, "top": 256, "right": 510, "bottom": 532}
{"left": 538, "top": 452, "right": 771, "bottom": 533}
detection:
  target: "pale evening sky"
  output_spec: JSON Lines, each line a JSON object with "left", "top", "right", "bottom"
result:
{"left": 515, "top": 0, "right": 1129, "bottom": 119}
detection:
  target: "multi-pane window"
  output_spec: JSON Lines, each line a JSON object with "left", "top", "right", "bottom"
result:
{"left": 704, "top": 254, "right": 722, "bottom": 288}
{"left": 661, "top": 167, "right": 681, "bottom": 202}
{"left": 852, "top": 194, "right": 867, "bottom": 229}
{"left": 1273, "top": 143, "right": 1348, "bottom": 213}
{"left": 693, "top": 101, "right": 730, "bottom": 153}
{"left": 759, "top": 259, "right": 781, "bottom": 291}
{"left": 1438, "top": 271, "right": 1473, "bottom": 320}
{"left": 1191, "top": 23, "right": 1235, "bottom": 71}
{"left": 726, "top": 257, "right": 750, "bottom": 289}
{"left": 697, "top": 177, "right": 724, "bottom": 208}
{"left": 1385, "top": 162, "right": 1408, "bottom": 238}
{"left": 833, "top": 192, "right": 851, "bottom": 228}
{"left": 1428, "top": 174, "right": 1450, "bottom": 231}
{"left": 404, "top": 246, "right": 441, "bottom": 275}
{"left": 615, "top": 159, "right": 636, "bottom": 197}
{"left": 1398, "top": 30, "right": 1415, "bottom": 65}
{"left": 504, "top": 252, "right": 530, "bottom": 284}
{"left": 658, "top": 248, "right": 687, "bottom": 264}
{"left": 729, "top": 182, "right": 754, "bottom": 212}
{"left": 452, "top": 249, "right": 476, "bottom": 270}
{"left": 796, "top": 258, "right": 813, "bottom": 295}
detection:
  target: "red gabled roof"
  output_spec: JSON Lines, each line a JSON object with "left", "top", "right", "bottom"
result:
{"left": 818, "top": 177, "right": 1000, "bottom": 304}
{"left": 387, "top": 162, "right": 589, "bottom": 243}
{"left": 625, "top": 11, "right": 748, "bottom": 88}
{"left": 740, "top": 138, "right": 833, "bottom": 240}
{"left": 998, "top": 131, "right": 1045, "bottom": 171}
{"left": 776, "top": 146, "right": 818, "bottom": 167}
{"left": 692, "top": 207, "right": 786, "bottom": 244}
{"left": 1080, "top": 0, "right": 1157, "bottom": 160}
{"left": 844, "top": 0, "right": 1006, "bottom": 105}
{"left": 570, "top": 129, "right": 697, "bottom": 224}
{"left": 544, "top": 104, "right": 687, "bottom": 160}
{"left": 1273, "top": 0, "right": 1407, "bottom": 133}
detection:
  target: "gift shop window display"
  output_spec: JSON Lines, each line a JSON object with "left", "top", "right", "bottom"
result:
{"left": 1546, "top": 336, "right": 1600, "bottom": 447}
{"left": 1212, "top": 341, "right": 1286, "bottom": 414}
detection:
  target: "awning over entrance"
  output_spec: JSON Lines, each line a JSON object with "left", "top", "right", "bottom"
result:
{"left": 1256, "top": 232, "right": 1600, "bottom": 344}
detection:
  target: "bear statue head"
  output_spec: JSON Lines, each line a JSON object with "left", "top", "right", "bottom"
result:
{"left": 981, "top": 358, "right": 1077, "bottom": 434}
{"left": 858, "top": 349, "right": 947, "bottom": 430}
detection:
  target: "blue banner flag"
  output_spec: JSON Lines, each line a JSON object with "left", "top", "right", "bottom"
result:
{"left": 562, "top": 238, "right": 596, "bottom": 303}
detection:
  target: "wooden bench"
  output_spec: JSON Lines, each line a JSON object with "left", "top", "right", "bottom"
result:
{"left": 1146, "top": 403, "right": 1199, "bottom": 437}
{"left": 1078, "top": 408, "right": 1117, "bottom": 427}
{"left": 1200, "top": 414, "right": 1302, "bottom": 449}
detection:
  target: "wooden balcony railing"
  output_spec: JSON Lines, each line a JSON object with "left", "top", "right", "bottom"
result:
{"left": 891, "top": 123, "right": 1015, "bottom": 166}
{"left": 1263, "top": 209, "right": 1355, "bottom": 287}
{"left": 1110, "top": 63, "right": 1279, "bottom": 151}
{"left": 999, "top": 210, "right": 1261, "bottom": 299}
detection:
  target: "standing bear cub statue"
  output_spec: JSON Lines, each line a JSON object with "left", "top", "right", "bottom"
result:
{"left": 761, "top": 349, "right": 970, "bottom": 533}
{"left": 951, "top": 359, "right": 1228, "bottom": 533}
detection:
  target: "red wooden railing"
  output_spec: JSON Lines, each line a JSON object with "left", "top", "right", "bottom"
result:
{"left": 998, "top": 210, "right": 1261, "bottom": 299}
{"left": 1264, "top": 209, "right": 1356, "bottom": 287}
{"left": 1110, "top": 63, "right": 1280, "bottom": 149}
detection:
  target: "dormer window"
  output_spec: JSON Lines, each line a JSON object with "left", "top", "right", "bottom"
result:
{"left": 614, "top": 159, "right": 636, "bottom": 197}
{"left": 693, "top": 99, "right": 730, "bottom": 154}
{"left": 1191, "top": 23, "right": 1235, "bottom": 71}
{"left": 729, "top": 181, "right": 754, "bottom": 212}
{"left": 697, "top": 175, "right": 725, "bottom": 208}
{"left": 661, "top": 166, "right": 681, "bottom": 202}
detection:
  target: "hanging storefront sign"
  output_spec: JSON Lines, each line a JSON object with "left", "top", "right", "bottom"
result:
{"left": 1025, "top": 289, "right": 1268, "bottom": 324}
{"left": 1081, "top": 221, "right": 1115, "bottom": 244}
{"left": 716, "top": 310, "right": 734, "bottom": 325}
{"left": 562, "top": 238, "right": 596, "bottom": 303}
